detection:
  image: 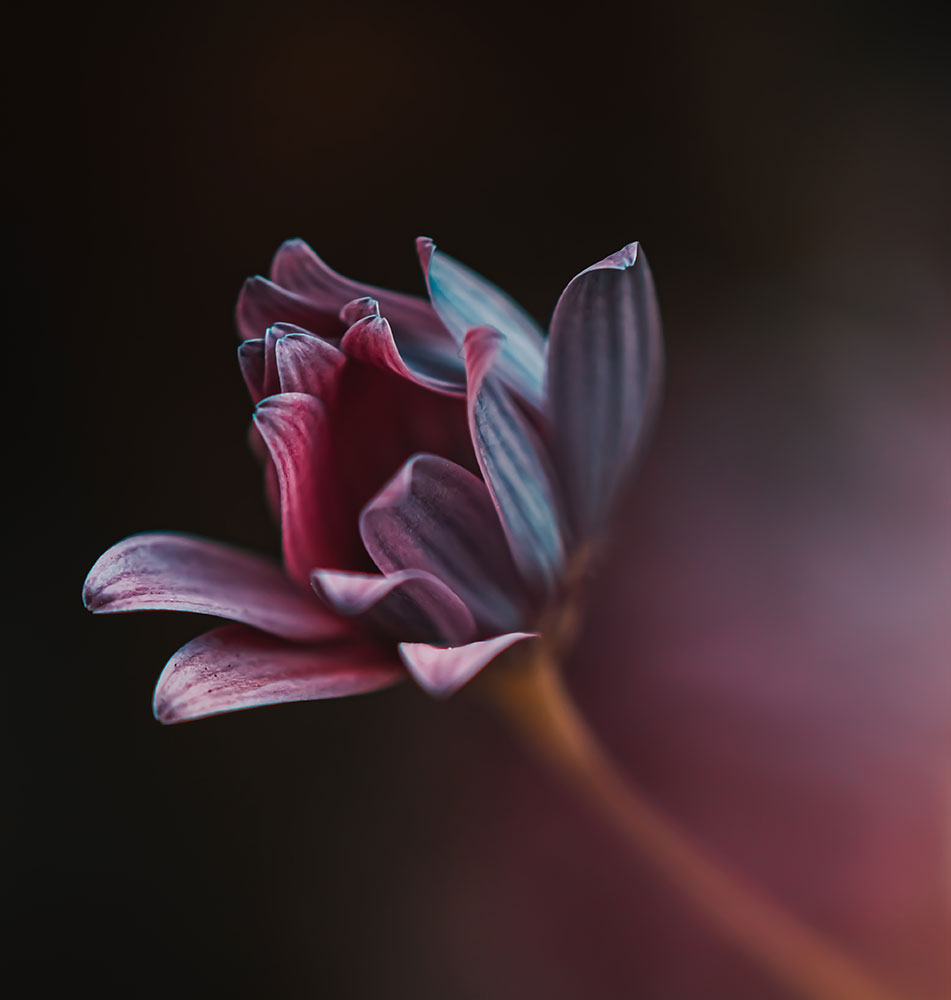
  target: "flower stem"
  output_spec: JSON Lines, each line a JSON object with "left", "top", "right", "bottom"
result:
{"left": 479, "top": 648, "right": 908, "bottom": 1000}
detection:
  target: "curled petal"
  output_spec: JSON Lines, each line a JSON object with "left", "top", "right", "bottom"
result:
{"left": 340, "top": 310, "right": 464, "bottom": 395}
{"left": 547, "top": 242, "right": 664, "bottom": 536}
{"left": 360, "top": 454, "right": 526, "bottom": 632}
{"left": 153, "top": 625, "right": 402, "bottom": 724}
{"left": 399, "top": 632, "right": 539, "bottom": 697}
{"left": 83, "top": 533, "right": 345, "bottom": 642}
{"left": 270, "top": 238, "right": 447, "bottom": 342}
{"left": 311, "top": 568, "right": 476, "bottom": 645}
{"left": 236, "top": 276, "right": 342, "bottom": 341}
{"left": 417, "top": 237, "right": 546, "bottom": 406}
{"left": 464, "top": 327, "right": 566, "bottom": 594}
{"left": 253, "top": 393, "right": 346, "bottom": 582}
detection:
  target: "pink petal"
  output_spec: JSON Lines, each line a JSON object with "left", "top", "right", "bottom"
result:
{"left": 464, "top": 327, "right": 566, "bottom": 594}
{"left": 237, "top": 339, "right": 265, "bottom": 402}
{"left": 262, "top": 323, "right": 335, "bottom": 399}
{"left": 253, "top": 393, "right": 348, "bottom": 583}
{"left": 275, "top": 329, "right": 346, "bottom": 400}
{"left": 235, "top": 276, "right": 343, "bottom": 341}
{"left": 311, "top": 568, "right": 476, "bottom": 645}
{"left": 417, "top": 237, "right": 546, "bottom": 407}
{"left": 360, "top": 454, "right": 527, "bottom": 632}
{"left": 270, "top": 238, "right": 447, "bottom": 343}
{"left": 153, "top": 625, "right": 402, "bottom": 724}
{"left": 399, "top": 632, "right": 539, "bottom": 697}
{"left": 547, "top": 242, "right": 664, "bottom": 536}
{"left": 83, "top": 533, "right": 345, "bottom": 642}
{"left": 340, "top": 296, "right": 382, "bottom": 325}
{"left": 340, "top": 307, "right": 465, "bottom": 396}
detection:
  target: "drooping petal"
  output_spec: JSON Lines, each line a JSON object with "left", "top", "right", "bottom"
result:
{"left": 153, "top": 625, "right": 402, "bottom": 724}
{"left": 235, "top": 276, "right": 343, "bottom": 341}
{"left": 547, "top": 242, "right": 664, "bottom": 536}
{"left": 417, "top": 238, "right": 546, "bottom": 407}
{"left": 360, "top": 454, "right": 527, "bottom": 632}
{"left": 311, "top": 568, "right": 476, "bottom": 645}
{"left": 237, "top": 339, "right": 265, "bottom": 402}
{"left": 83, "top": 533, "right": 345, "bottom": 642}
{"left": 399, "top": 632, "right": 538, "bottom": 697}
{"left": 253, "top": 393, "right": 347, "bottom": 581}
{"left": 275, "top": 329, "right": 346, "bottom": 401}
{"left": 270, "top": 238, "right": 448, "bottom": 344}
{"left": 340, "top": 306, "right": 465, "bottom": 395}
{"left": 464, "top": 327, "right": 566, "bottom": 594}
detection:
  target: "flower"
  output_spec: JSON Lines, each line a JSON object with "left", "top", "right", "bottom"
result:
{"left": 83, "top": 237, "right": 662, "bottom": 721}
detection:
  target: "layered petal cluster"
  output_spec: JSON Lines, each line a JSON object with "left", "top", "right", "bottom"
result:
{"left": 84, "top": 237, "right": 662, "bottom": 720}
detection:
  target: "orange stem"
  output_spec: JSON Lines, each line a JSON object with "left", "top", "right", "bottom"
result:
{"left": 480, "top": 649, "right": 908, "bottom": 1000}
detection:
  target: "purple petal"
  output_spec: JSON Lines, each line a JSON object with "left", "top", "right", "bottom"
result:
{"left": 253, "top": 393, "right": 347, "bottom": 582}
{"left": 547, "top": 242, "right": 664, "bottom": 536}
{"left": 153, "top": 625, "right": 402, "bottom": 724}
{"left": 235, "top": 276, "right": 343, "bottom": 341}
{"left": 275, "top": 329, "right": 346, "bottom": 400}
{"left": 83, "top": 533, "right": 345, "bottom": 641}
{"left": 360, "top": 454, "right": 527, "bottom": 632}
{"left": 399, "top": 632, "right": 538, "bottom": 697}
{"left": 311, "top": 568, "right": 476, "bottom": 645}
{"left": 464, "top": 327, "right": 566, "bottom": 594}
{"left": 417, "top": 237, "right": 546, "bottom": 406}
{"left": 340, "top": 308, "right": 465, "bottom": 396}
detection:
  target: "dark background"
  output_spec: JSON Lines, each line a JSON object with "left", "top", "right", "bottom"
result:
{"left": 8, "top": 2, "right": 951, "bottom": 997}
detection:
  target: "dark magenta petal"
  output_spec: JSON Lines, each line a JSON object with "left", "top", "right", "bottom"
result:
{"left": 330, "top": 358, "right": 474, "bottom": 535}
{"left": 253, "top": 393, "right": 347, "bottom": 582}
{"left": 340, "top": 309, "right": 465, "bottom": 396}
{"left": 417, "top": 237, "right": 546, "bottom": 407}
{"left": 399, "top": 632, "right": 538, "bottom": 697}
{"left": 83, "top": 533, "right": 346, "bottom": 642}
{"left": 360, "top": 453, "right": 527, "bottom": 632}
{"left": 270, "top": 238, "right": 447, "bottom": 343}
{"left": 464, "top": 327, "right": 566, "bottom": 595}
{"left": 311, "top": 568, "right": 476, "bottom": 645}
{"left": 237, "top": 339, "right": 265, "bottom": 402}
{"left": 275, "top": 329, "right": 346, "bottom": 400}
{"left": 235, "top": 276, "right": 343, "bottom": 341}
{"left": 153, "top": 625, "right": 402, "bottom": 724}
{"left": 547, "top": 242, "right": 664, "bottom": 536}
{"left": 339, "top": 296, "right": 381, "bottom": 326}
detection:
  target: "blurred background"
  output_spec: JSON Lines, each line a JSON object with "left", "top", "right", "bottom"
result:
{"left": 8, "top": 0, "right": 950, "bottom": 996}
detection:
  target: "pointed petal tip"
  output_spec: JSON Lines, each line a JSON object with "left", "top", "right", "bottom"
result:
{"left": 339, "top": 296, "right": 380, "bottom": 325}
{"left": 399, "top": 632, "right": 538, "bottom": 698}
{"left": 593, "top": 241, "right": 643, "bottom": 273}
{"left": 415, "top": 236, "right": 435, "bottom": 270}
